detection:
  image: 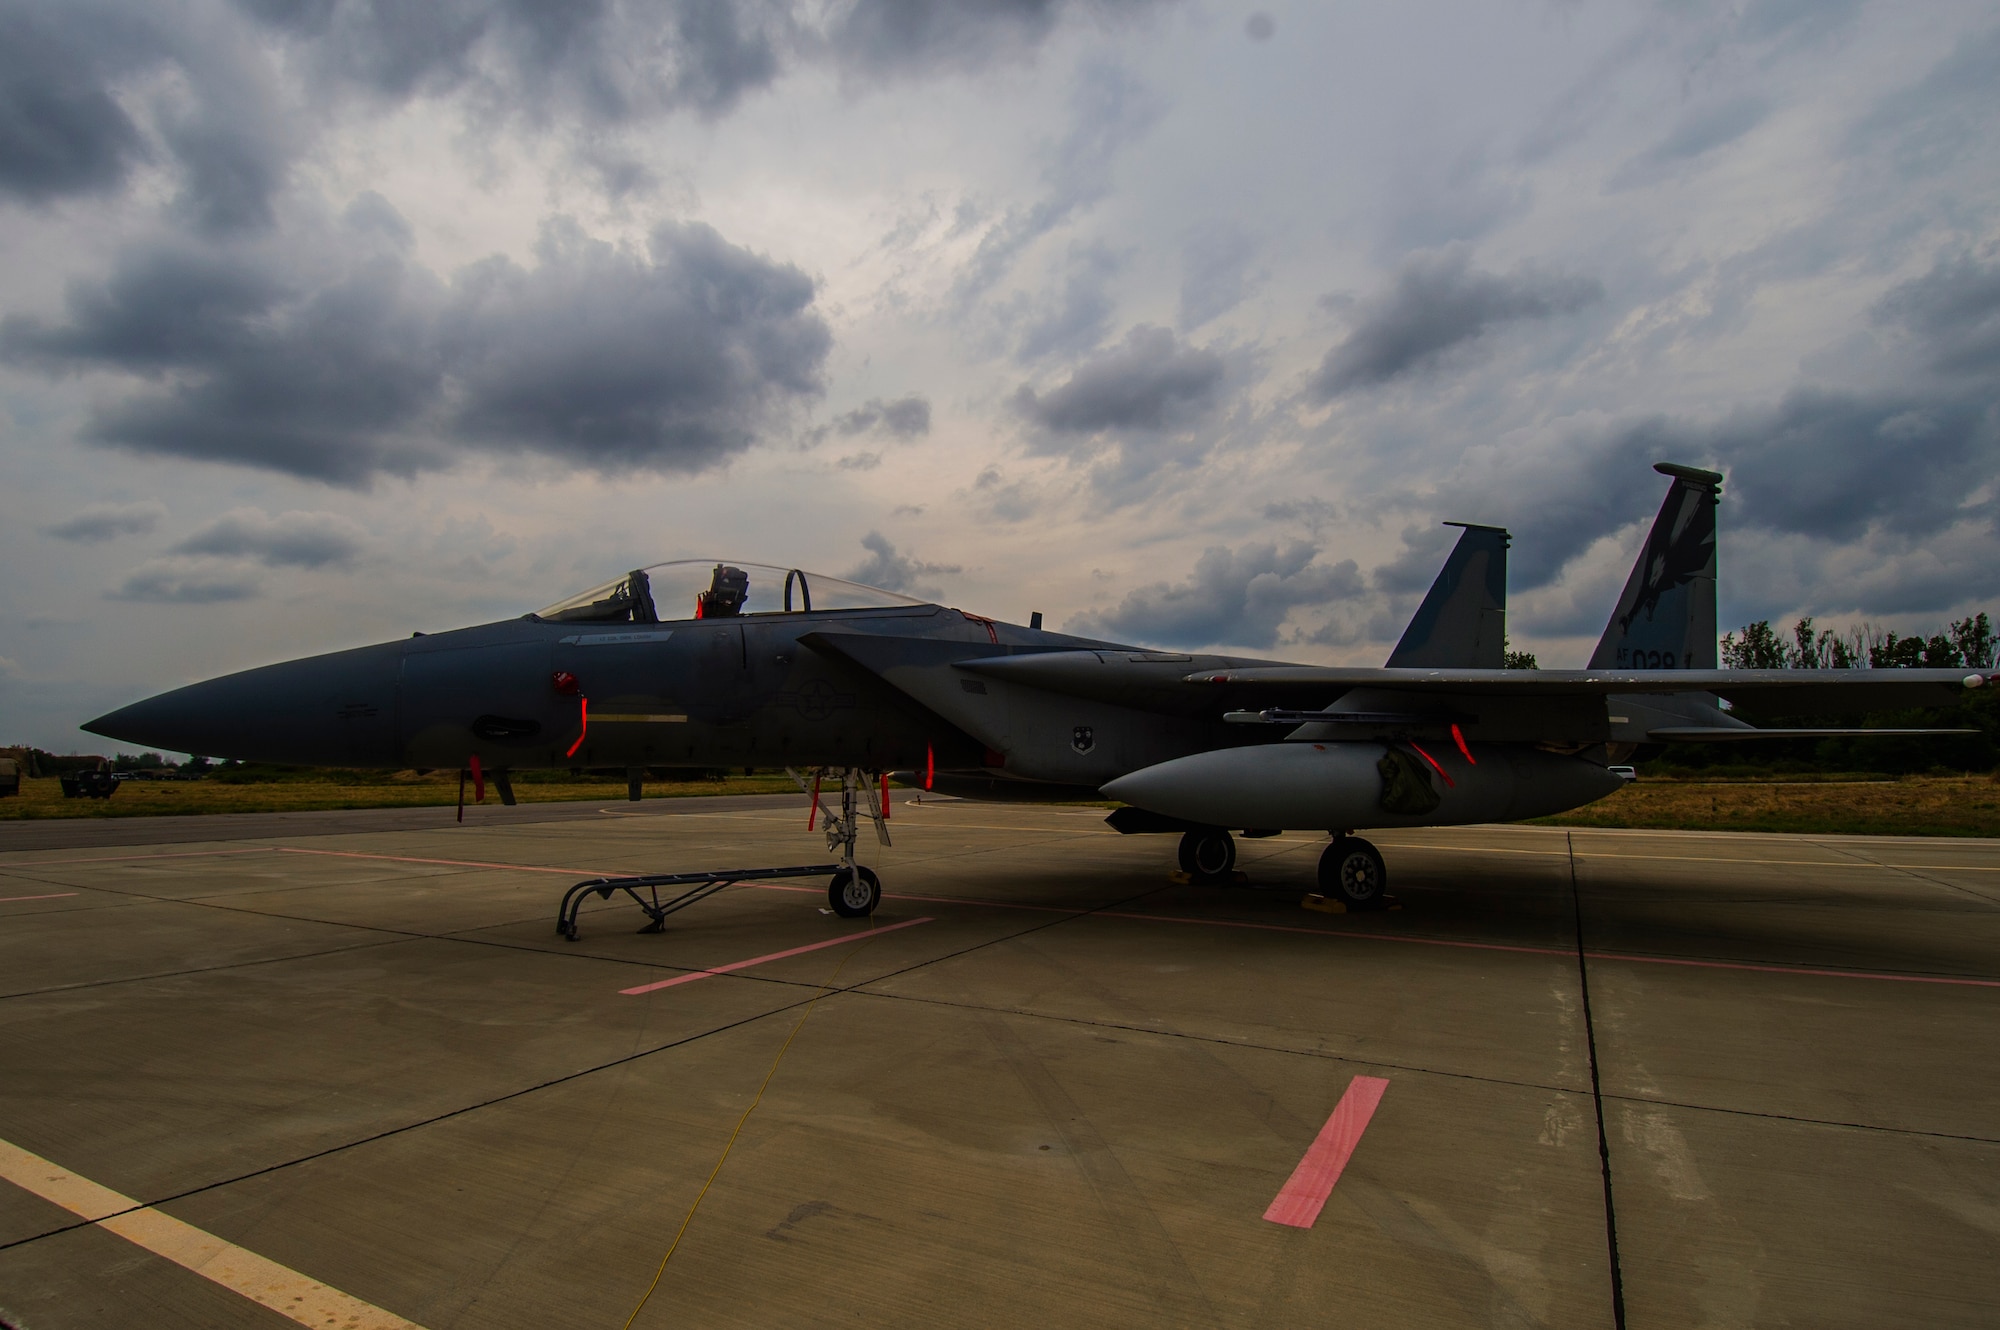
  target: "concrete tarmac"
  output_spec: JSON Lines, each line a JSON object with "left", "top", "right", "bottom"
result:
{"left": 0, "top": 797, "right": 1995, "bottom": 1328}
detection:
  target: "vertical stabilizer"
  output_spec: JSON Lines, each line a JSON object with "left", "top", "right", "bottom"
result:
{"left": 1590, "top": 463, "right": 1722, "bottom": 670}
{"left": 1386, "top": 523, "right": 1509, "bottom": 668}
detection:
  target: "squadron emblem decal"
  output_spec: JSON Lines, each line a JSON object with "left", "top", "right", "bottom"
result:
{"left": 1071, "top": 725, "right": 1095, "bottom": 754}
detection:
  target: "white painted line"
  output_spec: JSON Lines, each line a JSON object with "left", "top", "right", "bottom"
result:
{"left": 0, "top": 1137, "right": 424, "bottom": 1329}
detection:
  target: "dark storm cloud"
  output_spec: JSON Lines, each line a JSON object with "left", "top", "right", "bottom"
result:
{"left": 160, "top": 47, "right": 298, "bottom": 234}
{"left": 1871, "top": 253, "right": 2000, "bottom": 378}
{"left": 237, "top": 0, "right": 785, "bottom": 122}
{"left": 1014, "top": 325, "right": 1223, "bottom": 438}
{"left": 2, "top": 202, "right": 831, "bottom": 483}
{"left": 830, "top": 0, "right": 1170, "bottom": 77}
{"left": 244, "top": 0, "right": 1147, "bottom": 125}
{"left": 833, "top": 394, "right": 931, "bottom": 438}
{"left": 844, "top": 530, "right": 960, "bottom": 597}
{"left": 1370, "top": 522, "right": 1458, "bottom": 597}
{"left": 0, "top": 3, "right": 152, "bottom": 202}
{"left": 1313, "top": 250, "right": 1602, "bottom": 397}
{"left": 3, "top": 0, "right": 1158, "bottom": 221}
{"left": 1430, "top": 383, "right": 1995, "bottom": 604}
{"left": 42, "top": 500, "right": 167, "bottom": 542}
{"left": 1721, "top": 390, "right": 1995, "bottom": 543}
{"left": 445, "top": 219, "right": 829, "bottom": 470}
{"left": 1069, "top": 542, "right": 1363, "bottom": 650}
{"left": 831, "top": 0, "right": 1062, "bottom": 74}
{"left": 172, "top": 508, "right": 365, "bottom": 568}
{"left": 1430, "top": 426, "right": 1678, "bottom": 592}
{"left": 2, "top": 207, "right": 449, "bottom": 484}
{"left": 0, "top": 2, "right": 299, "bottom": 230}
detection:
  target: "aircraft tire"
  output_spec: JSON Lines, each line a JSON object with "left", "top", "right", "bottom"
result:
{"left": 829, "top": 866, "right": 882, "bottom": 918}
{"left": 1319, "top": 836, "right": 1387, "bottom": 910}
{"left": 1177, "top": 829, "right": 1237, "bottom": 884}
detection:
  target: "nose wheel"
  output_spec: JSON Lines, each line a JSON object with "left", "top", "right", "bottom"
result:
{"left": 1177, "top": 828, "right": 1237, "bottom": 884}
{"left": 1318, "top": 836, "right": 1387, "bottom": 909}
{"left": 829, "top": 865, "right": 882, "bottom": 917}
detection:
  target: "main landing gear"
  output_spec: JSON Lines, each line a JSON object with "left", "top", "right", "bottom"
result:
{"left": 1317, "top": 835, "right": 1387, "bottom": 910}
{"left": 1177, "top": 828, "right": 1237, "bottom": 884}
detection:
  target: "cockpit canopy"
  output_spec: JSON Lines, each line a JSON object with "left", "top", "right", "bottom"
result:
{"left": 532, "top": 560, "right": 931, "bottom": 625}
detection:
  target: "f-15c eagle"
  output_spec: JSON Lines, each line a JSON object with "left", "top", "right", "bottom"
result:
{"left": 87, "top": 464, "right": 1986, "bottom": 916}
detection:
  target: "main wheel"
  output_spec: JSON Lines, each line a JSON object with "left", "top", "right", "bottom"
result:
{"left": 829, "top": 866, "right": 882, "bottom": 918}
{"left": 1177, "top": 829, "right": 1237, "bottom": 884}
{"left": 1318, "top": 837, "right": 1387, "bottom": 910}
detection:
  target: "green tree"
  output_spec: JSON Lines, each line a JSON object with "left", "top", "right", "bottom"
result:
{"left": 1720, "top": 620, "right": 1787, "bottom": 668}
{"left": 1951, "top": 612, "right": 1994, "bottom": 669}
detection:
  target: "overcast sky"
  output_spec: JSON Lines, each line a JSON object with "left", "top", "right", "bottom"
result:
{"left": 2, "top": 0, "right": 1997, "bottom": 753}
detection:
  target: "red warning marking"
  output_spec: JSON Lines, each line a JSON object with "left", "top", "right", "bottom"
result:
{"left": 1264, "top": 1075, "right": 1389, "bottom": 1228}
{"left": 1408, "top": 742, "right": 1455, "bottom": 788}
{"left": 565, "top": 696, "right": 589, "bottom": 758}
{"left": 620, "top": 916, "right": 934, "bottom": 994}
{"left": 1450, "top": 723, "right": 1475, "bottom": 764}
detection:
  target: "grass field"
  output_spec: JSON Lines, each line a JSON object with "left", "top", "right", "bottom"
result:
{"left": 4, "top": 770, "right": 1995, "bottom": 836}
{"left": 1532, "top": 775, "right": 2000, "bottom": 837}
{"left": 0, "top": 772, "right": 800, "bottom": 820}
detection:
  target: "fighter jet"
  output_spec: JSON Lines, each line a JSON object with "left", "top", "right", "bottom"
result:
{"left": 86, "top": 464, "right": 1984, "bottom": 917}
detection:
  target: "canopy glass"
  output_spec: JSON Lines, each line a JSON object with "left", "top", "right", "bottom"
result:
{"left": 533, "top": 560, "right": 931, "bottom": 625}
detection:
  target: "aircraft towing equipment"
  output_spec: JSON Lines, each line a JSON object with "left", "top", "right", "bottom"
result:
{"left": 554, "top": 767, "right": 893, "bottom": 939}
{"left": 557, "top": 864, "right": 846, "bottom": 940}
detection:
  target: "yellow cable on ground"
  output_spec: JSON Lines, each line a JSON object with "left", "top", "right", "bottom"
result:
{"left": 622, "top": 924, "right": 876, "bottom": 1329}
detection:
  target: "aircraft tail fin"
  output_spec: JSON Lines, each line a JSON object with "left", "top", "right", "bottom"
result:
{"left": 1386, "top": 522, "right": 1509, "bottom": 669}
{"left": 1589, "top": 463, "right": 1723, "bottom": 670}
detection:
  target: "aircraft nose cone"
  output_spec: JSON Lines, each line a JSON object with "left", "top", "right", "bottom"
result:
{"left": 80, "top": 642, "right": 404, "bottom": 764}
{"left": 82, "top": 692, "right": 210, "bottom": 754}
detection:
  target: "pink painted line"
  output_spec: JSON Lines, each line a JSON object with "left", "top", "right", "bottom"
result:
{"left": 0, "top": 893, "right": 80, "bottom": 903}
{"left": 1265, "top": 1075, "right": 1389, "bottom": 1228}
{"left": 620, "top": 917, "right": 935, "bottom": 995}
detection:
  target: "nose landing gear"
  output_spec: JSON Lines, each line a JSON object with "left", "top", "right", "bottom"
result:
{"left": 798, "top": 767, "right": 893, "bottom": 917}
{"left": 829, "top": 865, "right": 883, "bottom": 917}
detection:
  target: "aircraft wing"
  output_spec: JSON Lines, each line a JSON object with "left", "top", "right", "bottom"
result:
{"left": 958, "top": 653, "right": 1987, "bottom": 713}
{"left": 1182, "top": 666, "right": 1987, "bottom": 714}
